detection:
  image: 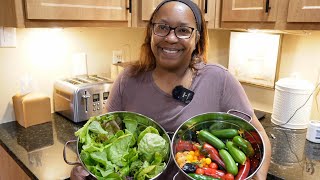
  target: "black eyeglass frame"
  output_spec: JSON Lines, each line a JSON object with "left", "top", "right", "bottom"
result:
{"left": 151, "top": 23, "right": 196, "bottom": 39}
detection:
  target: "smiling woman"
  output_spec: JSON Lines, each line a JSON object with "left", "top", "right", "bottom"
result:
{"left": 71, "top": 0, "right": 271, "bottom": 179}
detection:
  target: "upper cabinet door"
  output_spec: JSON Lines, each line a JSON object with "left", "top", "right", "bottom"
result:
{"left": 222, "top": 0, "right": 279, "bottom": 22}
{"left": 287, "top": 0, "right": 320, "bottom": 22}
{"left": 25, "top": 0, "right": 128, "bottom": 21}
{"left": 141, "top": 0, "right": 163, "bottom": 21}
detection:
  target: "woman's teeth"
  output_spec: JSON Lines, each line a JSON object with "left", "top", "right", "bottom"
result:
{"left": 162, "top": 48, "right": 179, "bottom": 54}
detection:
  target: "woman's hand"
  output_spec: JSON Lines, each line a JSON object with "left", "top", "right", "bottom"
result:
{"left": 70, "top": 165, "right": 89, "bottom": 180}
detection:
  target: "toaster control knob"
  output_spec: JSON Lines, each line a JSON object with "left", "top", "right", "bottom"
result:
{"left": 97, "top": 107, "right": 100, "bottom": 110}
{"left": 93, "top": 103, "right": 96, "bottom": 106}
{"left": 97, "top": 102, "right": 100, "bottom": 106}
{"left": 93, "top": 108, "right": 96, "bottom": 111}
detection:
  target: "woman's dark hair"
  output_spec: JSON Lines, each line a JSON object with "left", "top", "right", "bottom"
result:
{"left": 130, "top": 0, "right": 208, "bottom": 76}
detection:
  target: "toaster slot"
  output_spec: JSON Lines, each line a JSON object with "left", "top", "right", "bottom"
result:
{"left": 82, "top": 91, "right": 91, "bottom": 113}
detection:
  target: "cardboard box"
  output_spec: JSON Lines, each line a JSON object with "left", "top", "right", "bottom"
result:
{"left": 12, "top": 93, "right": 51, "bottom": 128}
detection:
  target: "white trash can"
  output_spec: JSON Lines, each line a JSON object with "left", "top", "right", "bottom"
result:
{"left": 271, "top": 78, "right": 314, "bottom": 129}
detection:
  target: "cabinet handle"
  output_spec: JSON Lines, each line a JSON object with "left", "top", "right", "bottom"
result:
{"left": 127, "top": 0, "right": 132, "bottom": 13}
{"left": 265, "top": 0, "right": 271, "bottom": 13}
{"left": 204, "top": 0, "right": 208, "bottom": 13}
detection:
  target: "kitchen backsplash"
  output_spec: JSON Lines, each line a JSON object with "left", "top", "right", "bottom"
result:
{"left": 0, "top": 28, "right": 319, "bottom": 123}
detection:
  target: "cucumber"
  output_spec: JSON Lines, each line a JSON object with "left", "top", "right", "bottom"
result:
{"left": 198, "top": 130, "right": 225, "bottom": 150}
{"left": 232, "top": 136, "right": 254, "bottom": 157}
{"left": 188, "top": 173, "right": 220, "bottom": 180}
{"left": 210, "top": 129, "right": 239, "bottom": 139}
{"left": 219, "top": 149, "right": 238, "bottom": 176}
{"left": 226, "top": 141, "right": 246, "bottom": 165}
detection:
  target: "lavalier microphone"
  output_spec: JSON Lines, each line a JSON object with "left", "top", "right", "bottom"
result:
{"left": 172, "top": 85, "right": 194, "bottom": 104}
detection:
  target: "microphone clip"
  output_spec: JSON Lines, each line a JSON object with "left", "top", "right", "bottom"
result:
{"left": 172, "top": 85, "right": 194, "bottom": 104}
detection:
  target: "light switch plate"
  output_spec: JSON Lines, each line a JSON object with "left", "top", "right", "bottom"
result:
{"left": 0, "top": 27, "right": 16, "bottom": 47}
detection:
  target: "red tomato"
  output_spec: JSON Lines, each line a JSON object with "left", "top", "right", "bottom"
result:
{"left": 195, "top": 168, "right": 204, "bottom": 175}
{"left": 222, "top": 173, "right": 235, "bottom": 180}
{"left": 175, "top": 140, "right": 194, "bottom": 152}
{"left": 208, "top": 162, "right": 218, "bottom": 169}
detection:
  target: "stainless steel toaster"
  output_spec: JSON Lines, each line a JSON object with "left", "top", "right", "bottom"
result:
{"left": 53, "top": 74, "right": 113, "bottom": 123}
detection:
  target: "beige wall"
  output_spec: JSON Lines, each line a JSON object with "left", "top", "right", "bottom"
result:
{"left": 0, "top": 28, "right": 320, "bottom": 123}
{"left": 0, "top": 27, "right": 145, "bottom": 123}
{"left": 207, "top": 31, "right": 320, "bottom": 119}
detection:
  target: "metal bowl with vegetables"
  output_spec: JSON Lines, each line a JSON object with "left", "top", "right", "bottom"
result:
{"left": 64, "top": 111, "right": 171, "bottom": 180}
{"left": 171, "top": 111, "right": 265, "bottom": 180}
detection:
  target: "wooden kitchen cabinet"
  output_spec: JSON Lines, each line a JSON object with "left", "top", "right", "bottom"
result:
{"left": 0, "top": 0, "right": 131, "bottom": 27}
{"left": 25, "top": 0, "right": 128, "bottom": 21}
{"left": 287, "top": 0, "right": 320, "bottom": 22}
{"left": 220, "top": 0, "right": 320, "bottom": 30}
{"left": 132, "top": 0, "right": 220, "bottom": 29}
{"left": 222, "top": 0, "right": 278, "bottom": 22}
{"left": 0, "top": 145, "right": 31, "bottom": 180}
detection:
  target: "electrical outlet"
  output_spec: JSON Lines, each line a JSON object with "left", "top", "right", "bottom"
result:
{"left": 112, "top": 50, "right": 123, "bottom": 64}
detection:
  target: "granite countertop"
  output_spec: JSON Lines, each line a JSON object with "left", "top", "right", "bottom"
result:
{"left": 0, "top": 114, "right": 82, "bottom": 180}
{"left": 0, "top": 112, "right": 319, "bottom": 180}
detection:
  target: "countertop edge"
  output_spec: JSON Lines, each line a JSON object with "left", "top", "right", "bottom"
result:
{"left": 0, "top": 137, "right": 38, "bottom": 180}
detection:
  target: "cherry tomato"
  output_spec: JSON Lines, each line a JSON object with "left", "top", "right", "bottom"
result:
{"left": 208, "top": 162, "right": 218, "bottom": 169}
{"left": 195, "top": 168, "right": 205, "bottom": 175}
{"left": 222, "top": 173, "right": 235, "bottom": 180}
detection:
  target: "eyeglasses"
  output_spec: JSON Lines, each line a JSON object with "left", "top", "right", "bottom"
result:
{"left": 152, "top": 23, "right": 195, "bottom": 39}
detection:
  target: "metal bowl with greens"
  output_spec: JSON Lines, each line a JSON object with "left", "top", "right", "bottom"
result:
{"left": 64, "top": 111, "right": 171, "bottom": 180}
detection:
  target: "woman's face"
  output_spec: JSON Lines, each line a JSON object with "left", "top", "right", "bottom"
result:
{"left": 151, "top": 2, "right": 198, "bottom": 71}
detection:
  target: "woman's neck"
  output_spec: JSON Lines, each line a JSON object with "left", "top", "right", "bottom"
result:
{"left": 152, "top": 67, "right": 193, "bottom": 94}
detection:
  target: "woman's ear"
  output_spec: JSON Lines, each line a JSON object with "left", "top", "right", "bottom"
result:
{"left": 195, "top": 31, "right": 200, "bottom": 44}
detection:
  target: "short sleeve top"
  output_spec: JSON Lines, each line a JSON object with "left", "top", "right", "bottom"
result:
{"left": 106, "top": 62, "right": 253, "bottom": 132}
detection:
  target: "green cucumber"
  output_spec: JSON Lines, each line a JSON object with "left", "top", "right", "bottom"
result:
{"left": 226, "top": 141, "right": 246, "bottom": 165}
{"left": 219, "top": 149, "right": 238, "bottom": 176}
{"left": 188, "top": 173, "right": 220, "bottom": 180}
{"left": 232, "top": 135, "right": 254, "bottom": 157}
{"left": 210, "top": 129, "right": 239, "bottom": 139}
{"left": 198, "top": 130, "right": 225, "bottom": 149}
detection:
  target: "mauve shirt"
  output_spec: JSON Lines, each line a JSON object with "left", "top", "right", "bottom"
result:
{"left": 106, "top": 62, "right": 254, "bottom": 133}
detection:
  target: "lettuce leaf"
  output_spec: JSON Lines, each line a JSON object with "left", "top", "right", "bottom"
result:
{"left": 107, "top": 133, "right": 133, "bottom": 167}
